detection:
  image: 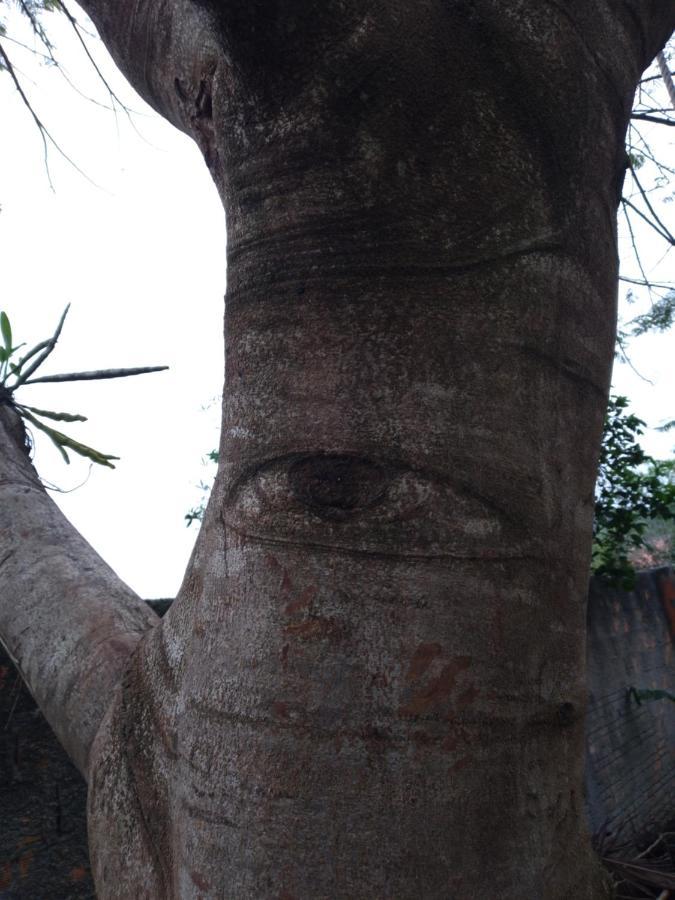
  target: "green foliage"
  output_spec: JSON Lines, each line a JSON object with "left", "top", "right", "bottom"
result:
{"left": 185, "top": 450, "right": 219, "bottom": 526}
{"left": 0, "top": 307, "right": 167, "bottom": 468}
{"left": 593, "top": 396, "right": 675, "bottom": 588}
{"left": 627, "top": 290, "right": 675, "bottom": 338}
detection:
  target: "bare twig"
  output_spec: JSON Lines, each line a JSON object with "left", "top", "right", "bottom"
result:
{"left": 0, "top": 41, "right": 101, "bottom": 189}
{"left": 621, "top": 200, "right": 653, "bottom": 289}
{"left": 620, "top": 276, "right": 675, "bottom": 291}
{"left": 629, "top": 164, "right": 675, "bottom": 245}
{"left": 622, "top": 197, "right": 674, "bottom": 245}
{"left": 630, "top": 113, "right": 675, "bottom": 126}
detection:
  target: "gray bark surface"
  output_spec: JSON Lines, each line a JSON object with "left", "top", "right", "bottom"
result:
{"left": 1, "top": 2, "right": 674, "bottom": 897}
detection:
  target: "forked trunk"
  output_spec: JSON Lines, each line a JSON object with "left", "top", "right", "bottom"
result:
{"left": 3, "top": 1, "right": 674, "bottom": 897}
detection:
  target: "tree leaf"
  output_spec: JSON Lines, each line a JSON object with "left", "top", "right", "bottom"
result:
{"left": 19, "top": 409, "right": 118, "bottom": 468}
{"left": 20, "top": 410, "right": 70, "bottom": 464}
{"left": 0, "top": 312, "right": 11, "bottom": 353}
{"left": 18, "top": 404, "right": 88, "bottom": 423}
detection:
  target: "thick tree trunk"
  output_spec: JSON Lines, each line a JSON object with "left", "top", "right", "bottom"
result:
{"left": 2, "top": 1, "right": 674, "bottom": 897}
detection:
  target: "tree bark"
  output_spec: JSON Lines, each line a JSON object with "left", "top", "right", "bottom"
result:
{"left": 2, "top": 1, "right": 674, "bottom": 897}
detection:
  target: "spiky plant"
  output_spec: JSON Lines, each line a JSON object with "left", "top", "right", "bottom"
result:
{"left": 0, "top": 305, "right": 167, "bottom": 468}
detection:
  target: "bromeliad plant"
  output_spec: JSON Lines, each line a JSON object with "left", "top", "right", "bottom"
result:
{"left": 0, "top": 306, "right": 167, "bottom": 468}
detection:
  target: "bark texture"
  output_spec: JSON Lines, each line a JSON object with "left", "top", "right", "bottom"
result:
{"left": 0, "top": 407, "right": 157, "bottom": 776}
{"left": 3, "top": 1, "right": 675, "bottom": 897}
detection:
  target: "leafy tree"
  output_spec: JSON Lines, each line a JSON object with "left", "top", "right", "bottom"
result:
{"left": 0, "top": 4, "right": 674, "bottom": 898}
{"left": 593, "top": 396, "right": 675, "bottom": 587}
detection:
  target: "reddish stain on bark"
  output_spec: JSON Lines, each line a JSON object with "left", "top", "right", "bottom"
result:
{"left": 399, "top": 656, "right": 472, "bottom": 718}
{"left": 449, "top": 756, "right": 471, "bottom": 774}
{"left": 406, "top": 642, "right": 442, "bottom": 681}
{"left": 0, "top": 664, "right": 8, "bottom": 689}
{"left": 17, "top": 836, "right": 39, "bottom": 849}
{"left": 18, "top": 851, "right": 32, "bottom": 878}
{"left": 453, "top": 684, "right": 480, "bottom": 713}
{"left": 272, "top": 701, "right": 289, "bottom": 720}
{"left": 441, "top": 733, "right": 458, "bottom": 752}
{"left": 70, "top": 866, "right": 87, "bottom": 882}
{"left": 266, "top": 554, "right": 282, "bottom": 572}
{"left": 285, "top": 584, "right": 317, "bottom": 615}
{"left": 284, "top": 617, "right": 341, "bottom": 641}
{"left": 0, "top": 862, "right": 11, "bottom": 890}
{"left": 281, "top": 570, "right": 293, "bottom": 594}
{"left": 191, "top": 870, "right": 210, "bottom": 891}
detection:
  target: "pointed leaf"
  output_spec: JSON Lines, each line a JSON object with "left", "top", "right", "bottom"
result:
{"left": 55, "top": 433, "right": 119, "bottom": 468}
{"left": 18, "top": 410, "right": 118, "bottom": 469}
{"left": 0, "top": 312, "right": 11, "bottom": 353}
{"left": 20, "top": 410, "right": 71, "bottom": 464}
{"left": 18, "top": 404, "right": 88, "bottom": 423}
{"left": 11, "top": 304, "right": 70, "bottom": 389}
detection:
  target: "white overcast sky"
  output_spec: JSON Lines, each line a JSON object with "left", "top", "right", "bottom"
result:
{"left": 0, "top": 8, "right": 673, "bottom": 598}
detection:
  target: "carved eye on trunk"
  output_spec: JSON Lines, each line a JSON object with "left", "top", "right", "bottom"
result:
{"left": 288, "top": 455, "right": 387, "bottom": 520}
{"left": 223, "top": 451, "right": 521, "bottom": 558}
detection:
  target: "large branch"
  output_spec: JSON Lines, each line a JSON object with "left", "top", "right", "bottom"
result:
{"left": 0, "top": 405, "right": 158, "bottom": 777}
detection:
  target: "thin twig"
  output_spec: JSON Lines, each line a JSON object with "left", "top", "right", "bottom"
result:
{"left": 622, "top": 197, "right": 674, "bottom": 245}
{"left": 615, "top": 333, "right": 654, "bottom": 385}
{"left": 17, "top": 0, "right": 53, "bottom": 54}
{"left": 621, "top": 200, "right": 652, "bottom": 290}
{"left": 629, "top": 164, "right": 675, "bottom": 245}
{"left": 0, "top": 39, "right": 54, "bottom": 188}
{"left": 55, "top": 0, "right": 142, "bottom": 131}
{"left": 620, "top": 276, "right": 675, "bottom": 291}
{"left": 0, "top": 41, "right": 102, "bottom": 190}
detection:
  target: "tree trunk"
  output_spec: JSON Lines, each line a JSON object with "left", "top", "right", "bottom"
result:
{"left": 2, "top": 2, "right": 674, "bottom": 897}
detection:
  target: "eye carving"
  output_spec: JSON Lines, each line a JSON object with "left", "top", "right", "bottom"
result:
{"left": 223, "top": 451, "right": 517, "bottom": 557}
{"left": 288, "top": 455, "right": 387, "bottom": 521}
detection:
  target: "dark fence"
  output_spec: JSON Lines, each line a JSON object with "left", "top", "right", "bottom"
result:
{"left": 1, "top": 576, "right": 673, "bottom": 897}
{"left": 585, "top": 566, "right": 675, "bottom": 852}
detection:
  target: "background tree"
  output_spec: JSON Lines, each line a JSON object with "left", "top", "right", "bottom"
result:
{"left": 593, "top": 395, "right": 675, "bottom": 587}
{"left": 1, "top": 3, "right": 675, "bottom": 898}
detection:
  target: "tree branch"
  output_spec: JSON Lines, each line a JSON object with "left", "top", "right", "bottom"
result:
{"left": 630, "top": 112, "right": 675, "bottom": 125}
{"left": 0, "top": 404, "right": 158, "bottom": 777}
